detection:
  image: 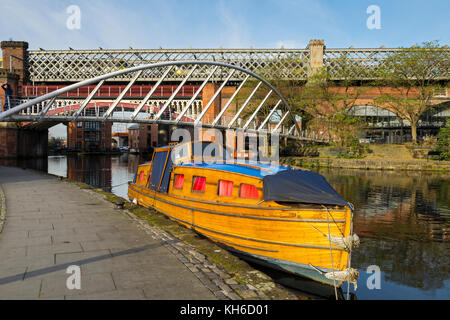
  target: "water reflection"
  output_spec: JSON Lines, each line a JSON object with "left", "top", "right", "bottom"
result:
{"left": 38, "top": 156, "right": 450, "bottom": 299}
{"left": 47, "top": 154, "right": 150, "bottom": 199}
{"left": 314, "top": 168, "right": 450, "bottom": 299}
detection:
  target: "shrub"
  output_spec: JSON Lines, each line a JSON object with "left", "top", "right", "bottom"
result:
{"left": 435, "top": 119, "right": 450, "bottom": 160}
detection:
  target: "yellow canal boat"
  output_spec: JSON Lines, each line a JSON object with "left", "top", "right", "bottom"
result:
{"left": 128, "top": 142, "right": 359, "bottom": 287}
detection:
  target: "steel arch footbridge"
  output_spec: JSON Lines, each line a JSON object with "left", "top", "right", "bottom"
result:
{"left": 0, "top": 61, "right": 325, "bottom": 142}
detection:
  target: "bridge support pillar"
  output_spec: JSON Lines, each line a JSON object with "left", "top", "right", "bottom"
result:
{"left": 0, "top": 123, "right": 18, "bottom": 158}
{"left": 307, "top": 39, "right": 324, "bottom": 75}
{"left": 1, "top": 41, "right": 29, "bottom": 85}
{"left": 0, "top": 123, "right": 48, "bottom": 158}
{"left": 202, "top": 83, "right": 221, "bottom": 124}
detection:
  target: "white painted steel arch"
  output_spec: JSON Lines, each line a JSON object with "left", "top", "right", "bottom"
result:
{"left": 0, "top": 61, "right": 308, "bottom": 139}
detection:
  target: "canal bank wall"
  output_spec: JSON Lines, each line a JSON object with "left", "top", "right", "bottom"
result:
{"left": 280, "top": 157, "right": 450, "bottom": 172}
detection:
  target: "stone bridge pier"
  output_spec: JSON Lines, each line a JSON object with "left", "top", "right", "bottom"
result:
{"left": 0, "top": 123, "right": 48, "bottom": 159}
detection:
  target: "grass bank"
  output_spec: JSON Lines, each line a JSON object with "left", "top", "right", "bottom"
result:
{"left": 282, "top": 144, "right": 450, "bottom": 172}
{"left": 281, "top": 157, "right": 450, "bottom": 172}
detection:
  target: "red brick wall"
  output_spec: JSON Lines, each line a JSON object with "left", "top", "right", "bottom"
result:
{"left": 1, "top": 41, "right": 28, "bottom": 85}
{"left": 0, "top": 126, "right": 18, "bottom": 158}
{"left": 202, "top": 83, "right": 221, "bottom": 124}
{"left": 128, "top": 124, "right": 158, "bottom": 152}
{"left": 0, "top": 69, "right": 19, "bottom": 110}
{"left": 67, "top": 121, "right": 112, "bottom": 151}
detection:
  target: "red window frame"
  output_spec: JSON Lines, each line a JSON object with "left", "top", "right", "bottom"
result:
{"left": 218, "top": 180, "right": 233, "bottom": 197}
{"left": 138, "top": 171, "right": 145, "bottom": 182}
{"left": 173, "top": 174, "right": 184, "bottom": 189}
{"left": 239, "top": 183, "right": 259, "bottom": 199}
{"left": 192, "top": 176, "right": 206, "bottom": 193}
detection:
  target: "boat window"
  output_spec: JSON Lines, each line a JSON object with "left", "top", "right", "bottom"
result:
{"left": 192, "top": 176, "right": 206, "bottom": 193}
{"left": 173, "top": 174, "right": 184, "bottom": 189}
{"left": 218, "top": 180, "right": 233, "bottom": 197}
{"left": 138, "top": 171, "right": 145, "bottom": 182}
{"left": 239, "top": 183, "right": 259, "bottom": 199}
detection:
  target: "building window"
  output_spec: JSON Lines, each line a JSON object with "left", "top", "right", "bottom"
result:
{"left": 192, "top": 176, "right": 206, "bottom": 193}
{"left": 218, "top": 180, "right": 233, "bottom": 197}
{"left": 77, "top": 122, "right": 82, "bottom": 128}
{"left": 173, "top": 174, "right": 184, "bottom": 189}
{"left": 239, "top": 184, "right": 258, "bottom": 199}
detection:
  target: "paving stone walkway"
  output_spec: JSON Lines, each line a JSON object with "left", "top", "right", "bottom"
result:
{"left": 0, "top": 166, "right": 217, "bottom": 300}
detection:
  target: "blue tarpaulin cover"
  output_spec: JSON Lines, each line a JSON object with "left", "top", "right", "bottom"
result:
{"left": 263, "top": 169, "right": 348, "bottom": 206}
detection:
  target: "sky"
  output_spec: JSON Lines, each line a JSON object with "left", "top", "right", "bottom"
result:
{"left": 1, "top": 0, "right": 448, "bottom": 137}
{"left": 0, "top": 0, "right": 448, "bottom": 51}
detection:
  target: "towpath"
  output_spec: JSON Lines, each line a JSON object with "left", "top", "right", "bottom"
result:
{"left": 0, "top": 166, "right": 217, "bottom": 300}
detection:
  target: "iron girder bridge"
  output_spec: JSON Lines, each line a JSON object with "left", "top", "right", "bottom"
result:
{"left": 27, "top": 46, "right": 450, "bottom": 82}
{"left": 0, "top": 61, "right": 324, "bottom": 142}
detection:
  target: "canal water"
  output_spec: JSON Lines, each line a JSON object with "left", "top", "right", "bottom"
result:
{"left": 6, "top": 154, "right": 449, "bottom": 299}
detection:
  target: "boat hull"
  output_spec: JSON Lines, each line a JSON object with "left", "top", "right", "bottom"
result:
{"left": 216, "top": 243, "right": 343, "bottom": 287}
{"left": 128, "top": 183, "right": 351, "bottom": 287}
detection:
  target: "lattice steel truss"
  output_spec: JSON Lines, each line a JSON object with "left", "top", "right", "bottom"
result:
{"left": 324, "top": 48, "right": 450, "bottom": 80}
{"left": 28, "top": 47, "right": 449, "bottom": 82}
{"left": 28, "top": 49, "right": 310, "bottom": 82}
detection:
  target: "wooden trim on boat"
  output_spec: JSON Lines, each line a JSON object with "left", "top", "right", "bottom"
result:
{"left": 200, "top": 233, "right": 279, "bottom": 253}
{"left": 131, "top": 187, "right": 345, "bottom": 252}
{"left": 129, "top": 183, "right": 346, "bottom": 212}
{"left": 193, "top": 223, "right": 344, "bottom": 251}
{"left": 129, "top": 185, "right": 346, "bottom": 223}
{"left": 145, "top": 153, "right": 155, "bottom": 189}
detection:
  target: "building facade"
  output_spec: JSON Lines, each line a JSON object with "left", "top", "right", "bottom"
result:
{"left": 128, "top": 123, "right": 158, "bottom": 153}
{"left": 67, "top": 121, "right": 112, "bottom": 152}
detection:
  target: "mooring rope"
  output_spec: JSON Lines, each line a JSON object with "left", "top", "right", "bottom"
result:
{"left": 111, "top": 180, "right": 132, "bottom": 188}
{"left": 324, "top": 206, "right": 338, "bottom": 300}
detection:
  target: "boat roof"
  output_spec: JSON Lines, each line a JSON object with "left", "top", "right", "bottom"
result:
{"left": 149, "top": 143, "right": 293, "bottom": 179}
{"left": 174, "top": 161, "right": 291, "bottom": 179}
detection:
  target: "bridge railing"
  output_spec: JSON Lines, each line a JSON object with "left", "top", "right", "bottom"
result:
{"left": 21, "top": 84, "right": 201, "bottom": 98}
{"left": 0, "top": 96, "right": 24, "bottom": 113}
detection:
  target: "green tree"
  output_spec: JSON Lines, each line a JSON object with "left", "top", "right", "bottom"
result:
{"left": 295, "top": 53, "right": 366, "bottom": 147}
{"left": 375, "top": 41, "right": 450, "bottom": 143}
{"left": 232, "top": 54, "right": 313, "bottom": 135}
